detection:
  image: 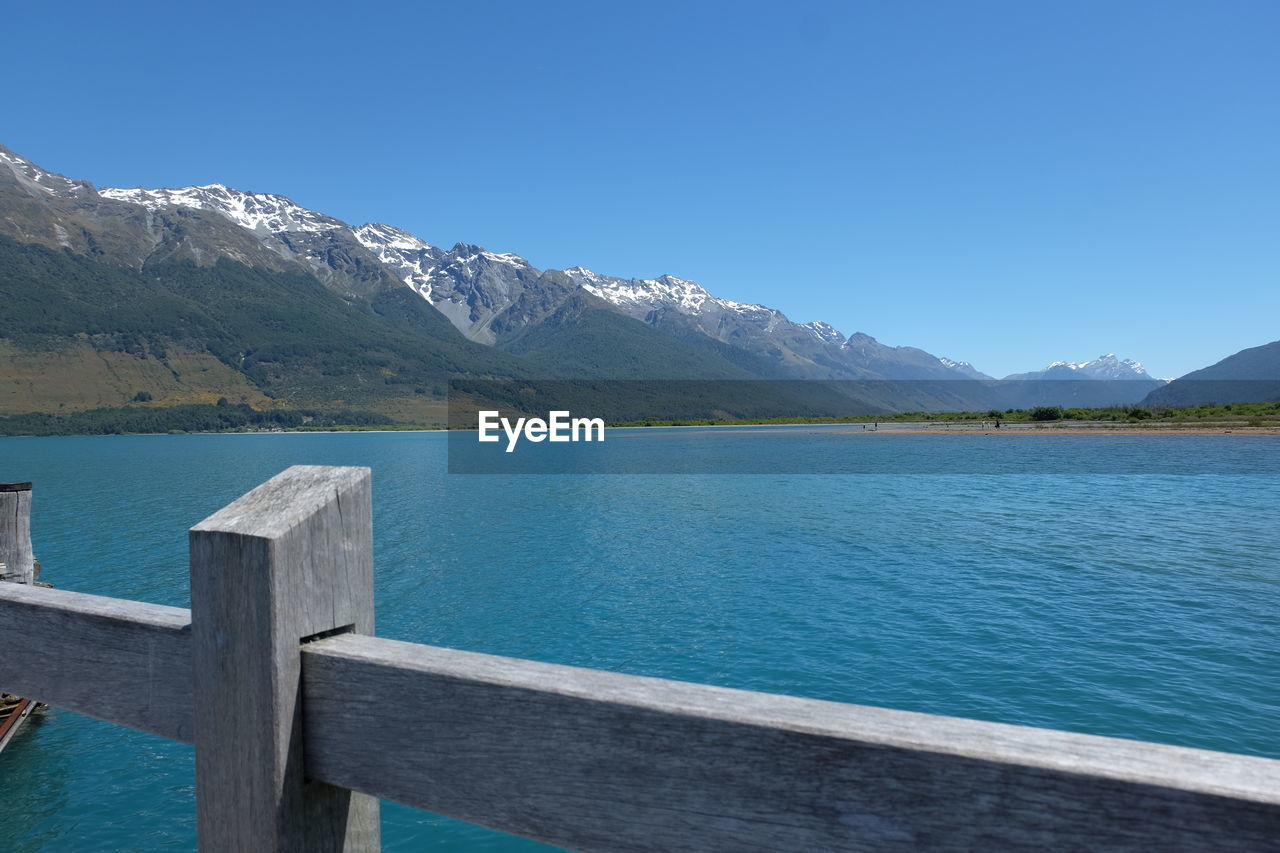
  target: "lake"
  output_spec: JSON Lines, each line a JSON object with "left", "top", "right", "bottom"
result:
{"left": 1, "top": 430, "right": 1278, "bottom": 850}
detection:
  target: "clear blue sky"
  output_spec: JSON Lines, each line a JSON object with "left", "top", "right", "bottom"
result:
{"left": 4, "top": 0, "right": 1277, "bottom": 378}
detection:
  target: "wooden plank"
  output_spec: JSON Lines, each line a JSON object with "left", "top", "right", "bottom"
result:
{"left": 3, "top": 573, "right": 1280, "bottom": 850}
{"left": 301, "top": 634, "right": 1280, "bottom": 852}
{"left": 0, "top": 582, "right": 192, "bottom": 742}
{"left": 189, "top": 465, "right": 379, "bottom": 852}
{"left": 0, "top": 482, "right": 34, "bottom": 584}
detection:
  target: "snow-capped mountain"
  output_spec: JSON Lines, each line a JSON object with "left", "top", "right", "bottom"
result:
{"left": 564, "top": 266, "right": 787, "bottom": 339}
{"left": 356, "top": 233, "right": 540, "bottom": 344}
{"left": 1005, "top": 354, "right": 1159, "bottom": 381}
{"left": 937, "top": 357, "right": 993, "bottom": 380}
{"left": 100, "top": 177, "right": 544, "bottom": 344}
{"left": 1, "top": 141, "right": 994, "bottom": 381}
{"left": 801, "top": 321, "right": 846, "bottom": 347}
{"left": 0, "top": 143, "right": 307, "bottom": 272}
{"left": 14, "top": 140, "right": 1266, "bottom": 422}
{"left": 802, "top": 327, "right": 993, "bottom": 380}
{"left": 91, "top": 157, "right": 984, "bottom": 379}
{"left": 560, "top": 267, "right": 980, "bottom": 380}
{"left": 0, "top": 147, "right": 94, "bottom": 198}
{"left": 94, "top": 181, "right": 405, "bottom": 296}
{"left": 351, "top": 223, "right": 443, "bottom": 299}
{"left": 568, "top": 267, "right": 766, "bottom": 317}
{"left": 99, "top": 184, "right": 346, "bottom": 234}
{"left": 60, "top": 153, "right": 985, "bottom": 377}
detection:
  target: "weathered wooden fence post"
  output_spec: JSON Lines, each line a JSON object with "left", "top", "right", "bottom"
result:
{"left": 0, "top": 482, "right": 35, "bottom": 585}
{"left": 190, "top": 465, "right": 380, "bottom": 852}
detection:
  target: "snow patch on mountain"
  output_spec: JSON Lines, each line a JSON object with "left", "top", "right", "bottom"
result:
{"left": 1051, "top": 354, "right": 1151, "bottom": 379}
{"left": 0, "top": 146, "right": 93, "bottom": 198}
{"left": 352, "top": 223, "right": 442, "bottom": 299}
{"left": 937, "top": 357, "right": 992, "bottom": 380}
{"left": 447, "top": 245, "right": 530, "bottom": 271}
{"left": 355, "top": 222, "right": 434, "bottom": 253}
{"left": 564, "top": 266, "right": 766, "bottom": 316}
{"left": 802, "top": 321, "right": 846, "bottom": 346}
{"left": 350, "top": 225, "right": 534, "bottom": 306}
{"left": 1007, "top": 353, "right": 1156, "bottom": 381}
{"left": 99, "top": 184, "right": 346, "bottom": 234}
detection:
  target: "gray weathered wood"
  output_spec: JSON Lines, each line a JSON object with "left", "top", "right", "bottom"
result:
{"left": 301, "top": 633, "right": 1280, "bottom": 852}
{"left": 9, "top": 580, "right": 1278, "bottom": 851}
{"left": 0, "top": 482, "right": 34, "bottom": 584}
{"left": 189, "top": 465, "right": 379, "bottom": 852}
{"left": 0, "top": 582, "right": 193, "bottom": 742}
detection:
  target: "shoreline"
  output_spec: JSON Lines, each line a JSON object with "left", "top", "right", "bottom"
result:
{"left": 3, "top": 423, "right": 1280, "bottom": 438}
{"left": 806, "top": 426, "right": 1280, "bottom": 436}
{"left": 605, "top": 422, "right": 1280, "bottom": 436}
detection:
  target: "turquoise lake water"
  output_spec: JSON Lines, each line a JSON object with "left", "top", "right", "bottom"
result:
{"left": 1, "top": 430, "right": 1278, "bottom": 850}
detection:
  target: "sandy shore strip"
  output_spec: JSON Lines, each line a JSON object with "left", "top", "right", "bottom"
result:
{"left": 843, "top": 426, "right": 1280, "bottom": 436}
{"left": 607, "top": 422, "right": 1280, "bottom": 437}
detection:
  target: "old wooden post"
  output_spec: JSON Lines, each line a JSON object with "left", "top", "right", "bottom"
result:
{"left": 189, "top": 465, "right": 380, "bottom": 852}
{"left": 0, "top": 482, "right": 35, "bottom": 585}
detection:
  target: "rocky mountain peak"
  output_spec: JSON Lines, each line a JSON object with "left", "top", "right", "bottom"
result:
{"left": 802, "top": 321, "right": 846, "bottom": 346}
{"left": 99, "top": 183, "right": 346, "bottom": 234}
{"left": 0, "top": 145, "right": 95, "bottom": 199}
{"left": 1005, "top": 353, "right": 1157, "bottom": 381}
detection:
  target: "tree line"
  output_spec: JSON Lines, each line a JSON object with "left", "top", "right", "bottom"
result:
{"left": 0, "top": 403, "right": 393, "bottom": 436}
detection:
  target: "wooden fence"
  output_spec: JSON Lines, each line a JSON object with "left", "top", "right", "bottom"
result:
{"left": 1, "top": 466, "right": 1277, "bottom": 851}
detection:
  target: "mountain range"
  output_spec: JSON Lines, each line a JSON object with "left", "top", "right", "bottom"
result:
{"left": 1005, "top": 354, "right": 1158, "bottom": 382}
{"left": 0, "top": 142, "right": 1270, "bottom": 422}
{"left": 89, "top": 167, "right": 993, "bottom": 384}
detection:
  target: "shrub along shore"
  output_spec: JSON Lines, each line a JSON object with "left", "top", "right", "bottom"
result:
{"left": 0, "top": 402, "right": 412, "bottom": 436}
{"left": 0, "top": 401, "right": 1276, "bottom": 437}
{"left": 609, "top": 402, "right": 1280, "bottom": 428}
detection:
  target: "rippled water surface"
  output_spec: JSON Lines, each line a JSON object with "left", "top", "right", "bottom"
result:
{"left": 1, "top": 431, "right": 1278, "bottom": 850}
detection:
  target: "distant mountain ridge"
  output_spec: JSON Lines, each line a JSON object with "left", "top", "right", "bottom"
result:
{"left": 1144, "top": 340, "right": 1280, "bottom": 406}
{"left": 90, "top": 162, "right": 1185, "bottom": 391}
{"left": 5, "top": 140, "right": 1251, "bottom": 422}
{"left": 1004, "top": 354, "right": 1161, "bottom": 382}
{"left": 82, "top": 149, "right": 981, "bottom": 382}
{"left": 938, "top": 357, "right": 990, "bottom": 380}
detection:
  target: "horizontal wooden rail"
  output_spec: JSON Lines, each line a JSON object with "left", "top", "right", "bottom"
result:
{"left": 300, "top": 633, "right": 1280, "bottom": 851}
{"left": 0, "top": 582, "right": 192, "bottom": 743}
{"left": 3, "top": 581, "right": 1278, "bottom": 850}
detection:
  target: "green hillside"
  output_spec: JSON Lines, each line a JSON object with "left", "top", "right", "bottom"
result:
{"left": 0, "top": 234, "right": 526, "bottom": 420}
{"left": 496, "top": 291, "right": 758, "bottom": 380}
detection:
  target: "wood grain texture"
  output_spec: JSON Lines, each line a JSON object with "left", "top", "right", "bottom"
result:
{"left": 0, "top": 583, "right": 192, "bottom": 741}
{"left": 3, "top": 573, "right": 1279, "bottom": 852}
{"left": 0, "top": 483, "right": 34, "bottom": 584}
{"left": 302, "top": 634, "right": 1280, "bottom": 852}
{"left": 190, "top": 465, "right": 379, "bottom": 852}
